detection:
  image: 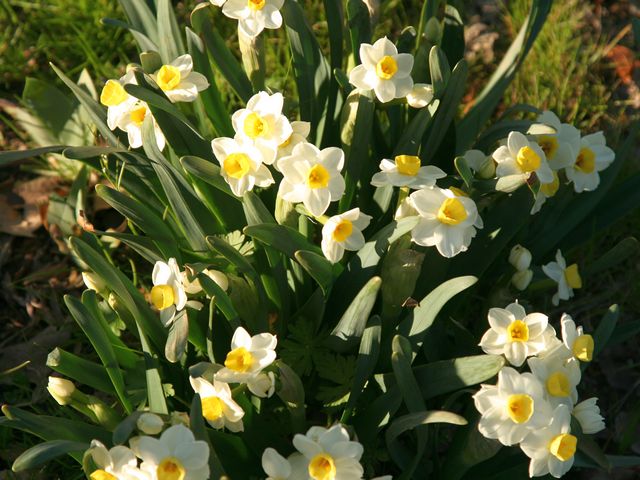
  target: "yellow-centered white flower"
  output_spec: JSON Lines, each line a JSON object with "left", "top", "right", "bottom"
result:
{"left": 321, "top": 208, "right": 371, "bottom": 264}
{"left": 520, "top": 405, "right": 576, "bottom": 478}
{"left": 278, "top": 142, "right": 346, "bottom": 217}
{"left": 211, "top": 136, "right": 275, "bottom": 197}
{"left": 221, "top": 0, "right": 284, "bottom": 38}
{"left": 542, "top": 250, "right": 582, "bottom": 306}
{"left": 86, "top": 440, "right": 150, "bottom": 480}
{"left": 560, "top": 313, "right": 594, "bottom": 362}
{"left": 151, "top": 54, "right": 209, "bottom": 103}
{"left": 115, "top": 101, "right": 166, "bottom": 151}
{"left": 406, "top": 83, "right": 434, "bottom": 108}
{"left": 509, "top": 244, "right": 532, "bottom": 271}
{"left": 215, "top": 326, "right": 277, "bottom": 383}
{"left": 370, "top": 154, "right": 446, "bottom": 189}
{"left": 131, "top": 424, "right": 209, "bottom": 480}
{"left": 262, "top": 448, "right": 292, "bottom": 480}
{"left": 151, "top": 258, "right": 187, "bottom": 326}
{"left": 530, "top": 170, "right": 560, "bottom": 214}
{"left": 409, "top": 187, "right": 483, "bottom": 258}
{"left": 492, "top": 131, "right": 553, "bottom": 192}
{"left": 527, "top": 345, "right": 581, "bottom": 408}
{"left": 572, "top": 398, "right": 605, "bottom": 434}
{"left": 535, "top": 111, "right": 581, "bottom": 171}
{"left": 348, "top": 37, "right": 414, "bottom": 103}
{"left": 479, "top": 302, "right": 554, "bottom": 367}
{"left": 190, "top": 376, "right": 245, "bottom": 432}
{"left": 473, "top": 367, "right": 552, "bottom": 446}
{"left": 565, "top": 131, "right": 615, "bottom": 192}
{"left": 276, "top": 121, "right": 310, "bottom": 165}
{"left": 100, "top": 70, "right": 137, "bottom": 131}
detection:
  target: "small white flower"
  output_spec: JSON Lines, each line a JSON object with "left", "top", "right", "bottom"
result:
{"left": 247, "top": 371, "right": 276, "bottom": 398}
{"left": 509, "top": 245, "right": 532, "bottom": 271}
{"left": 463, "top": 149, "right": 495, "bottom": 178}
{"left": 115, "top": 101, "right": 166, "bottom": 151}
{"left": 100, "top": 70, "right": 137, "bottom": 131}
{"left": 530, "top": 171, "right": 560, "bottom": 215}
{"left": 131, "top": 424, "right": 209, "bottom": 480}
{"left": 276, "top": 121, "right": 310, "bottom": 165}
{"left": 278, "top": 142, "right": 346, "bottom": 216}
{"left": 406, "top": 83, "right": 433, "bottom": 108}
{"left": 473, "top": 367, "right": 552, "bottom": 446}
{"left": 221, "top": 0, "right": 284, "bottom": 38}
{"left": 409, "top": 187, "right": 483, "bottom": 258}
{"left": 535, "top": 111, "right": 581, "bottom": 171}
{"left": 262, "top": 448, "right": 291, "bottom": 480}
{"left": 573, "top": 398, "right": 605, "bottom": 434}
{"left": 190, "top": 376, "right": 245, "bottom": 432}
{"left": 520, "top": 405, "right": 577, "bottom": 478}
{"left": 370, "top": 154, "right": 445, "bottom": 189}
{"left": 528, "top": 345, "right": 581, "bottom": 408}
{"left": 136, "top": 413, "right": 164, "bottom": 435}
{"left": 349, "top": 37, "right": 414, "bottom": 103}
{"left": 560, "top": 313, "right": 594, "bottom": 362}
{"left": 151, "top": 54, "right": 209, "bottom": 103}
{"left": 215, "top": 326, "right": 277, "bottom": 383}
{"left": 565, "top": 131, "right": 615, "bottom": 192}
{"left": 511, "top": 269, "right": 533, "bottom": 291}
{"left": 479, "top": 302, "right": 554, "bottom": 367}
{"left": 542, "top": 250, "right": 582, "bottom": 306}
{"left": 150, "top": 258, "right": 187, "bottom": 326}
{"left": 321, "top": 208, "right": 372, "bottom": 263}
{"left": 86, "top": 440, "right": 149, "bottom": 480}
{"left": 211, "top": 136, "right": 275, "bottom": 197}
{"left": 493, "top": 131, "right": 553, "bottom": 192}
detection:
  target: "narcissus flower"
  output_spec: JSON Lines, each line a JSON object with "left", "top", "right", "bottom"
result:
{"left": 531, "top": 171, "right": 560, "bottom": 214}
{"left": 560, "top": 313, "right": 594, "bottom": 362}
{"left": 474, "top": 367, "right": 552, "bottom": 446}
{"left": 406, "top": 83, "right": 433, "bottom": 108}
{"left": 321, "top": 208, "right": 372, "bottom": 263}
{"left": 479, "top": 302, "right": 554, "bottom": 367}
{"left": 349, "top": 37, "right": 414, "bottom": 103}
{"left": 572, "top": 398, "right": 605, "bottom": 434}
{"left": 215, "top": 326, "right": 277, "bottom": 383}
{"left": 221, "top": 0, "right": 284, "bottom": 38}
{"left": 535, "top": 111, "right": 581, "bottom": 171}
{"left": 370, "top": 154, "right": 446, "bottom": 189}
{"left": 542, "top": 250, "right": 582, "bottom": 306}
{"left": 409, "top": 187, "right": 483, "bottom": 258}
{"left": 565, "top": 132, "right": 615, "bottom": 192}
{"left": 150, "top": 258, "right": 187, "bottom": 326}
{"left": 86, "top": 440, "right": 149, "bottom": 480}
{"left": 520, "top": 405, "right": 577, "bottom": 478}
{"left": 211, "top": 137, "right": 275, "bottom": 197}
{"left": 276, "top": 121, "right": 310, "bottom": 164}
{"left": 100, "top": 70, "right": 137, "bottom": 131}
{"left": 247, "top": 371, "right": 277, "bottom": 398}
{"left": 115, "top": 101, "right": 166, "bottom": 151}
{"left": 151, "top": 54, "right": 209, "bottom": 103}
{"left": 190, "top": 376, "right": 245, "bottom": 432}
{"left": 528, "top": 345, "right": 581, "bottom": 408}
{"left": 131, "top": 424, "right": 209, "bottom": 480}
{"left": 278, "top": 143, "right": 346, "bottom": 216}
{"left": 493, "top": 131, "right": 553, "bottom": 192}
{"left": 261, "top": 449, "right": 309, "bottom": 480}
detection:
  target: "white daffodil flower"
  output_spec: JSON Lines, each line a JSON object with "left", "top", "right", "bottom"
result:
{"left": 528, "top": 345, "right": 581, "bottom": 408}
{"left": 190, "top": 376, "right": 245, "bottom": 432}
{"left": 262, "top": 448, "right": 292, "bottom": 480}
{"left": 100, "top": 70, "right": 137, "bottom": 131}
{"left": 535, "top": 111, "right": 581, "bottom": 171}
{"left": 86, "top": 440, "right": 150, "bottom": 480}
{"left": 394, "top": 196, "right": 419, "bottom": 220}
{"left": 232, "top": 91, "right": 293, "bottom": 165}
{"left": 560, "top": 313, "right": 594, "bottom": 362}
{"left": 292, "top": 425, "right": 365, "bottom": 480}
{"left": 221, "top": 0, "right": 284, "bottom": 38}
{"left": 565, "top": 131, "right": 615, "bottom": 192}
{"left": 542, "top": 250, "right": 582, "bottom": 306}
{"left": 572, "top": 398, "right": 605, "bottom": 434}
{"left": 151, "top": 54, "right": 209, "bottom": 103}
{"left": 247, "top": 371, "right": 276, "bottom": 398}
{"left": 520, "top": 405, "right": 577, "bottom": 478}
{"left": 321, "top": 208, "right": 372, "bottom": 264}
{"left": 473, "top": 367, "right": 552, "bottom": 446}
{"left": 479, "top": 302, "right": 554, "bottom": 367}
{"left": 211, "top": 136, "right": 275, "bottom": 197}
{"left": 276, "top": 121, "right": 311, "bottom": 165}
{"left": 462, "top": 149, "right": 495, "bottom": 179}
{"left": 409, "top": 187, "right": 483, "bottom": 258}
{"left": 215, "top": 326, "right": 277, "bottom": 384}
{"left": 370, "top": 154, "right": 446, "bottom": 189}
{"left": 530, "top": 170, "right": 560, "bottom": 215}
{"left": 492, "top": 131, "right": 554, "bottom": 192}
{"left": 136, "top": 413, "right": 164, "bottom": 435}
{"left": 114, "top": 101, "right": 166, "bottom": 151}
{"left": 406, "top": 83, "right": 433, "bottom": 108}
{"left": 511, "top": 269, "right": 534, "bottom": 291}
{"left": 349, "top": 37, "right": 414, "bottom": 103}
{"left": 150, "top": 258, "right": 187, "bottom": 326}
{"left": 509, "top": 245, "right": 532, "bottom": 271}
{"left": 278, "top": 142, "right": 346, "bottom": 216}
{"left": 131, "top": 424, "right": 209, "bottom": 480}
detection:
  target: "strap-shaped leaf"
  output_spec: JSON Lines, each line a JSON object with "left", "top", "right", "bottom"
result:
{"left": 101, "top": 18, "right": 158, "bottom": 52}
{"left": 0, "top": 146, "right": 65, "bottom": 165}
{"left": 117, "top": 0, "right": 159, "bottom": 44}
{"left": 244, "top": 224, "right": 321, "bottom": 258}
{"left": 47, "top": 348, "right": 115, "bottom": 395}
{"left": 157, "top": 0, "right": 185, "bottom": 63}
{"left": 294, "top": 250, "right": 338, "bottom": 296}
{"left": 386, "top": 410, "right": 467, "bottom": 450}
{"left": 12, "top": 440, "right": 88, "bottom": 471}
{"left": 165, "top": 310, "right": 189, "bottom": 363}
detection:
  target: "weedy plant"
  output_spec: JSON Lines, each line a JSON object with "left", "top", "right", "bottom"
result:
{"left": 2, "top": 0, "right": 640, "bottom": 479}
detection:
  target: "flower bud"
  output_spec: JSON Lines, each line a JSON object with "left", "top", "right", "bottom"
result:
{"left": 82, "top": 272, "right": 106, "bottom": 293}
{"left": 170, "top": 411, "right": 190, "bottom": 427}
{"left": 509, "top": 245, "right": 532, "bottom": 271}
{"left": 247, "top": 371, "right": 276, "bottom": 398}
{"left": 511, "top": 269, "right": 533, "bottom": 291}
{"left": 137, "top": 412, "right": 164, "bottom": 435}
{"left": 406, "top": 83, "right": 434, "bottom": 109}
{"left": 47, "top": 376, "right": 75, "bottom": 405}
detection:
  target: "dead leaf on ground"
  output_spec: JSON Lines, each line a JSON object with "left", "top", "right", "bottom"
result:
{"left": 606, "top": 45, "right": 639, "bottom": 85}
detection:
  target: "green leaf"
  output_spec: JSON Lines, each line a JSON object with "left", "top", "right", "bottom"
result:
{"left": 0, "top": 146, "right": 65, "bottom": 166}
{"left": 244, "top": 224, "right": 320, "bottom": 258}
{"left": 198, "top": 273, "right": 241, "bottom": 329}
{"left": 593, "top": 304, "right": 619, "bottom": 359}
{"left": 12, "top": 440, "right": 88, "bottom": 471}
{"left": 156, "top": 0, "right": 185, "bottom": 63}
{"left": 454, "top": 156, "right": 474, "bottom": 188}
{"left": 294, "top": 250, "right": 337, "bottom": 296}
{"left": 346, "top": 0, "right": 371, "bottom": 64}
{"left": 165, "top": 310, "right": 189, "bottom": 363}
{"left": 585, "top": 237, "right": 639, "bottom": 276}
{"left": 101, "top": 18, "right": 158, "bottom": 52}
{"left": 276, "top": 360, "right": 306, "bottom": 433}
{"left": 391, "top": 335, "right": 425, "bottom": 413}
{"left": 180, "top": 155, "right": 235, "bottom": 197}
{"left": 46, "top": 348, "right": 115, "bottom": 396}
{"left": 243, "top": 191, "right": 277, "bottom": 226}
{"left": 429, "top": 46, "right": 451, "bottom": 97}
{"left": 386, "top": 410, "right": 467, "bottom": 447}
{"left": 112, "top": 411, "right": 143, "bottom": 445}
{"left": 117, "top": 0, "right": 159, "bottom": 45}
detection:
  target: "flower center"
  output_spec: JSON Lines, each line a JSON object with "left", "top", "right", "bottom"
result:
{"left": 157, "top": 457, "right": 186, "bottom": 480}
{"left": 395, "top": 155, "right": 421, "bottom": 176}
{"left": 156, "top": 65, "right": 181, "bottom": 91}
{"left": 150, "top": 284, "right": 175, "bottom": 310}
{"left": 100, "top": 80, "right": 128, "bottom": 107}
{"left": 564, "top": 264, "right": 582, "bottom": 289}
{"left": 332, "top": 219, "right": 353, "bottom": 242}
{"left": 540, "top": 171, "right": 560, "bottom": 197}
{"left": 436, "top": 197, "right": 467, "bottom": 225}
{"left": 243, "top": 112, "right": 269, "bottom": 139}
{"left": 575, "top": 147, "right": 595, "bottom": 173}
{"left": 572, "top": 334, "right": 594, "bottom": 362}
{"left": 225, "top": 346, "right": 254, "bottom": 372}
{"left": 548, "top": 433, "right": 577, "bottom": 462}
{"left": 516, "top": 146, "right": 541, "bottom": 173}
{"left": 90, "top": 470, "right": 117, "bottom": 480}
{"left": 376, "top": 55, "right": 398, "bottom": 80}
{"left": 308, "top": 453, "right": 337, "bottom": 480}
{"left": 507, "top": 319, "right": 529, "bottom": 342}
{"left": 130, "top": 105, "right": 147, "bottom": 126}
{"left": 506, "top": 394, "right": 534, "bottom": 424}
{"left": 202, "top": 396, "right": 225, "bottom": 421}
{"left": 307, "top": 164, "right": 330, "bottom": 189}
{"left": 223, "top": 153, "right": 252, "bottom": 179}
{"left": 248, "top": 0, "right": 266, "bottom": 10}
{"left": 546, "top": 371, "right": 571, "bottom": 397}
{"left": 538, "top": 135, "right": 559, "bottom": 159}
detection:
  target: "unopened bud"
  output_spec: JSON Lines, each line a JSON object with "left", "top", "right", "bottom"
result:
{"left": 477, "top": 156, "right": 496, "bottom": 179}
{"left": 137, "top": 412, "right": 164, "bottom": 435}
{"left": 82, "top": 272, "right": 106, "bottom": 293}
{"left": 170, "top": 411, "right": 190, "bottom": 426}
{"left": 511, "top": 269, "right": 533, "bottom": 291}
{"left": 509, "top": 245, "right": 532, "bottom": 271}
{"left": 406, "top": 83, "right": 434, "bottom": 109}
{"left": 247, "top": 371, "right": 276, "bottom": 398}
{"left": 47, "top": 376, "right": 76, "bottom": 405}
